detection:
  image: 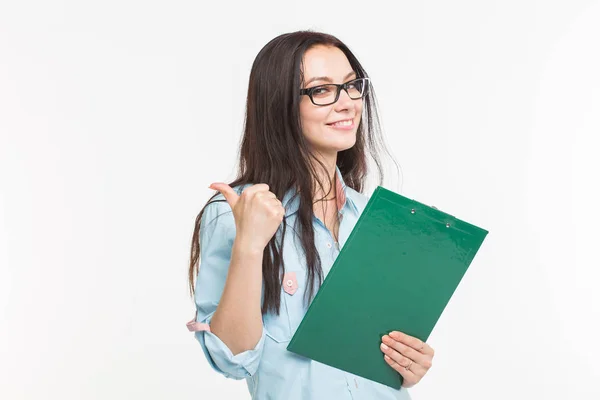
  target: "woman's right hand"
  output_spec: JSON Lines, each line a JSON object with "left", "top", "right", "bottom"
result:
{"left": 209, "top": 182, "right": 285, "bottom": 253}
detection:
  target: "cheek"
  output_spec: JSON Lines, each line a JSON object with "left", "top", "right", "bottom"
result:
{"left": 357, "top": 100, "right": 364, "bottom": 117}
{"left": 300, "top": 105, "right": 330, "bottom": 134}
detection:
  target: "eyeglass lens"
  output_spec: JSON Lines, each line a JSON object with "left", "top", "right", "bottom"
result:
{"left": 310, "top": 78, "right": 368, "bottom": 105}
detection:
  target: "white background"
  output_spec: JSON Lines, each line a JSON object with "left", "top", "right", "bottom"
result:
{"left": 1, "top": 1, "right": 599, "bottom": 399}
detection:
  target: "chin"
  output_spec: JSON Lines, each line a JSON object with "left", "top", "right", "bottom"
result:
{"left": 307, "top": 129, "right": 357, "bottom": 154}
{"left": 327, "top": 138, "right": 357, "bottom": 153}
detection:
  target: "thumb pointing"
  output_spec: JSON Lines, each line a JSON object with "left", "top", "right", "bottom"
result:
{"left": 209, "top": 182, "right": 239, "bottom": 209}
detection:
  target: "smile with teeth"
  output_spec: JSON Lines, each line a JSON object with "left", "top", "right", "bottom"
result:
{"left": 328, "top": 119, "right": 354, "bottom": 127}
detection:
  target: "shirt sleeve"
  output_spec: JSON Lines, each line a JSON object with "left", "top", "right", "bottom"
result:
{"left": 192, "top": 197, "right": 266, "bottom": 380}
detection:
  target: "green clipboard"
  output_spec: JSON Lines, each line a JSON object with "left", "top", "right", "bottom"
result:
{"left": 286, "top": 186, "right": 489, "bottom": 389}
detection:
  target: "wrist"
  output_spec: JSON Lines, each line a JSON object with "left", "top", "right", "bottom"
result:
{"left": 232, "top": 237, "right": 265, "bottom": 258}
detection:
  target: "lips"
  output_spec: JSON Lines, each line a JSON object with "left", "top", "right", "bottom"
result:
{"left": 326, "top": 118, "right": 354, "bottom": 126}
{"left": 326, "top": 118, "right": 355, "bottom": 130}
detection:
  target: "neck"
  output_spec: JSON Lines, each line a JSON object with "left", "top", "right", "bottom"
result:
{"left": 310, "top": 152, "right": 338, "bottom": 202}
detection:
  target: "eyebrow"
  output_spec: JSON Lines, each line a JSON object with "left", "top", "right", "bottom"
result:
{"left": 305, "top": 71, "right": 356, "bottom": 86}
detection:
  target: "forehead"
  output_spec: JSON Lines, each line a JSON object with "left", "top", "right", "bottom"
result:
{"left": 302, "top": 45, "right": 353, "bottom": 81}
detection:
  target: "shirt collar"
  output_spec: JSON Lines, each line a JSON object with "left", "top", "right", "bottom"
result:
{"left": 282, "top": 165, "right": 358, "bottom": 217}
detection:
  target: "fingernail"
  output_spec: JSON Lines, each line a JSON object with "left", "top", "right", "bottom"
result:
{"left": 380, "top": 343, "right": 389, "bottom": 350}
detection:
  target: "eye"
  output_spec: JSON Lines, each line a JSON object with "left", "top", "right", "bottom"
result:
{"left": 311, "top": 86, "right": 335, "bottom": 97}
{"left": 346, "top": 78, "right": 362, "bottom": 89}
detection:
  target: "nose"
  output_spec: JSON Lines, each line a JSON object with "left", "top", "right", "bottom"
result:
{"left": 334, "top": 87, "right": 355, "bottom": 111}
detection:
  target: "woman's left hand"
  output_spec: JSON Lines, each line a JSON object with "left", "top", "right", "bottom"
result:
{"left": 380, "top": 331, "right": 434, "bottom": 388}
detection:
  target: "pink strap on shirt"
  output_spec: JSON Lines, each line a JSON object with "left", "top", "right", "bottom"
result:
{"left": 283, "top": 271, "right": 298, "bottom": 295}
{"left": 187, "top": 318, "right": 211, "bottom": 332}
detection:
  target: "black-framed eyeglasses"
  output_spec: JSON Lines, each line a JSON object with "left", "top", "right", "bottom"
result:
{"left": 300, "top": 77, "right": 370, "bottom": 106}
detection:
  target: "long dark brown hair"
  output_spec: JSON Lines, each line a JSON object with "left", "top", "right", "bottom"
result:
{"left": 188, "top": 30, "right": 398, "bottom": 315}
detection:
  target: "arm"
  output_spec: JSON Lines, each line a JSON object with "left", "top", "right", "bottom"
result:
{"left": 192, "top": 182, "right": 284, "bottom": 379}
{"left": 210, "top": 236, "right": 264, "bottom": 355}
{"left": 191, "top": 200, "right": 266, "bottom": 379}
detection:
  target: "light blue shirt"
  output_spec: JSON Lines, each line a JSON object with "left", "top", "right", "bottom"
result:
{"left": 192, "top": 166, "right": 412, "bottom": 400}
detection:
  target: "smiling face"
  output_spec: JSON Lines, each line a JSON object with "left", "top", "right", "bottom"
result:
{"left": 299, "top": 45, "right": 363, "bottom": 161}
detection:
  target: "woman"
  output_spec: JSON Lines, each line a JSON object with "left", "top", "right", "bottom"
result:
{"left": 187, "top": 30, "right": 434, "bottom": 399}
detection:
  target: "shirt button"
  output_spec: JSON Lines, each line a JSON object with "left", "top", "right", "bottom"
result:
{"left": 286, "top": 279, "right": 293, "bottom": 287}
{"left": 326, "top": 242, "right": 332, "bottom": 248}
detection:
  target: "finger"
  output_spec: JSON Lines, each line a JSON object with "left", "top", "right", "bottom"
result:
{"left": 265, "top": 197, "right": 281, "bottom": 205}
{"left": 266, "top": 198, "right": 285, "bottom": 213}
{"left": 255, "top": 190, "right": 277, "bottom": 200}
{"left": 209, "top": 183, "right": 240, "bottom": 209}
{"left": 383, "top": 354, "right": 420, "bottom": 388}
{"left": 383, "top": 352, "right": 427, "bottom": 380}
{"left": 255, "top": 191, "right": 282, "bottom": 210}
{"left": 380, "top": 342, "right": 426, "bottom": 375}
{"left": 389, "top": 331, "right": 434, "bottom": 356}
{"left": 242, "top": 183, "right": 270, "bottom": 196}
{"left": 383, "top": 335, "right": 432, "bottom": 368}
